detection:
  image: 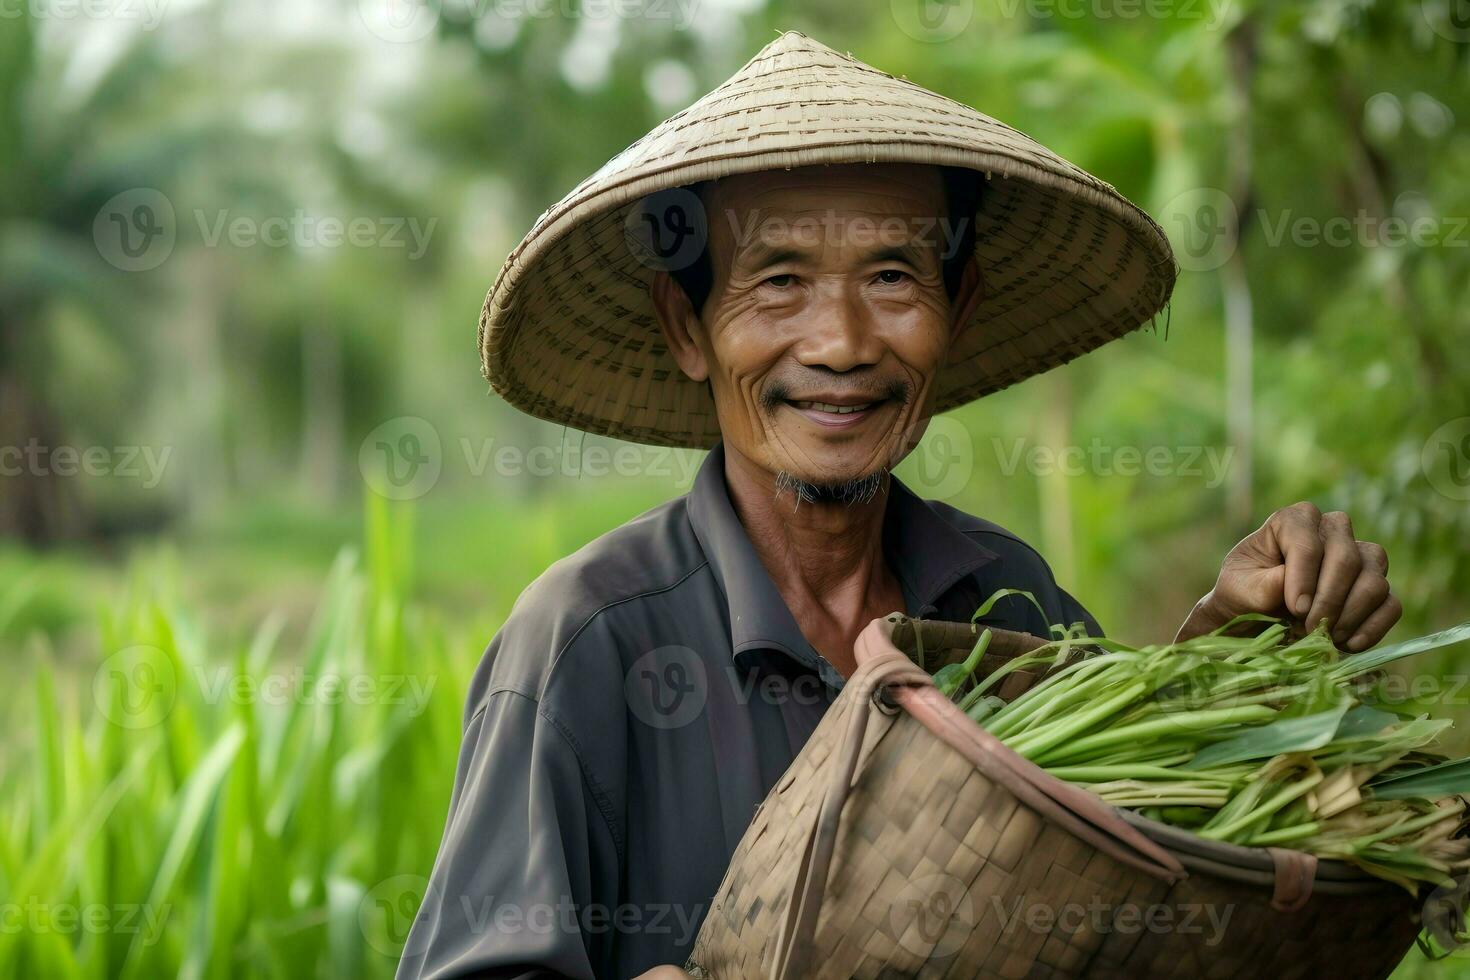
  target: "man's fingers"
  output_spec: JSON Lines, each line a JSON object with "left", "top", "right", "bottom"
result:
{"left": 1272, "top": 502, "right": 1324, "bottom": 618}
{"left": 1332, "top": 542, "right": 1390, "bottom": 644}
{"left": 1303, "top": 512, "right": 1361, "bottom": 635}
{"left": 1345, "top": 593, "right": 1404, "bottom": 652}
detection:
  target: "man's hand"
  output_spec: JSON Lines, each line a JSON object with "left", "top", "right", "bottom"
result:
{"left": 1176, "top": 501, "right": 1402, "bottom": 651}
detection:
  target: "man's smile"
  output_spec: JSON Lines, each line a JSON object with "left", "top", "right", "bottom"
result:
{"left": 782, "top": 395, "right": 894, "bottom": 428}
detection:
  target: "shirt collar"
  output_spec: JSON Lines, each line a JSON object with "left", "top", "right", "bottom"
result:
{"left": 686, "top": 442, "right": 1000, "bottom": 671}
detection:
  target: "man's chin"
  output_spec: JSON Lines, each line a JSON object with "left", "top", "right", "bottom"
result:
{"left": 772, "top": 467, "right": 886, "bottom": 505}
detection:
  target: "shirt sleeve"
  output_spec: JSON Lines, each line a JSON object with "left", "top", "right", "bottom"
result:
{"left": 395, "top": 688, "right": 620, "bottom": 980}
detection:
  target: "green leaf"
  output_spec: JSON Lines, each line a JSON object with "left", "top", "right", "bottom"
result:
{"left": 1369, "top": 758, "right": 1470, "bottom": 801}
{"left": 933, "top": 628, "right": 992, "bottom": 697}
{"left": 1184, "top": 701, "right": 1350, "bottom": 769}
{"left": 1333, "top": 705, "right": 1400, "bottom": 741}
{"left": 1330, "top": 621, "right": 1470, "bottom": 681}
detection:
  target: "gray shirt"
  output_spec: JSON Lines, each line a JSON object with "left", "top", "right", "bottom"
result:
{"left": 398, "top": 443, "right": 1099, "bottom": 980}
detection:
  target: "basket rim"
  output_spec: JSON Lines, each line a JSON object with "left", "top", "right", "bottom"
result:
{"left": 1117, "top": 809, "right": 1400, "bottom": 894}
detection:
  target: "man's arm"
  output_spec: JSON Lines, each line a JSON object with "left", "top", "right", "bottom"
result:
{"left": 397, "top": 688, "right": 616, "bottom": 980}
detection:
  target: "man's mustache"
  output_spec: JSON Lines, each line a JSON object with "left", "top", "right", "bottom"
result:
{"left": 759, "top": 376, "right": 912, "bottom": 413}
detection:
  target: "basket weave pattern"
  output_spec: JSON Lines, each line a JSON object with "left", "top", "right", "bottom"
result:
{"left": 688, "top": 618, "right": 1420, "bottom": 979}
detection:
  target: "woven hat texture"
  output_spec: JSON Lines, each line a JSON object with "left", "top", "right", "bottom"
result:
{"left": 480, "top": 31, "right": 1177, "bottom": 448}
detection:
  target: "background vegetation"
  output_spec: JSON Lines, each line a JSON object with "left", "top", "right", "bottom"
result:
{"left": 1, "top": 0, "right": 1467, "bottom": 975}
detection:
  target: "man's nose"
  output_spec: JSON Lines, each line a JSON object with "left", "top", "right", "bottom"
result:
{"left": 793, "top": 284, "right": 883, "bottom": 373}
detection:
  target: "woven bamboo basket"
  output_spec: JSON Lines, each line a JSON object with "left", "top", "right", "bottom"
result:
{"left": 687, "top": 614, "right": 1424, "bottom": 980}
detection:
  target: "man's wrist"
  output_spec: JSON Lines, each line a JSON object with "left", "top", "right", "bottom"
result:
{"left": 1174, "top": 591, "right": 1227, "bottom": 643}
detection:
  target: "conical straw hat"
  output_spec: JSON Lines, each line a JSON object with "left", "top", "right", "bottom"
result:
{"left": 480, "top": 31, "right": 1176, "bottom": 449}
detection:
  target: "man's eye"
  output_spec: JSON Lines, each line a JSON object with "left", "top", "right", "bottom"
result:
{"left": 876, "top": 269, "right": 908, "bottom": 284}
{"left": 763, "top": 274, "right": 794, "bottom": 288}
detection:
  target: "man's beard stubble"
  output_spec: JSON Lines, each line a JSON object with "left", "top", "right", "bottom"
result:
{"left": 773, "top": 468, "right": 886, "bottom": 506}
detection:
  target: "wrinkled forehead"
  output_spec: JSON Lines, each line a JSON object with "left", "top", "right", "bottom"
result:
{"left": 705, "top": 163, "right": 948, "bottom": 260}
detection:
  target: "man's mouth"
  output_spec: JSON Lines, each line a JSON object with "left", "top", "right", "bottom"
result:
{"left": 784, "top": 397, "right": 889, "bottom": 428}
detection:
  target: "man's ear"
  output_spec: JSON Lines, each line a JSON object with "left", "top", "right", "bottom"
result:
{"left": 948, "top": 255, "right": 984, "bottom": 346}
{"left": 651, "top": 271, "right": 710, "bottom": 383}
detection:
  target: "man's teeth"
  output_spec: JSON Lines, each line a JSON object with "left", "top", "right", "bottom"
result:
{"left": 792, "top": 401, "right": 874, "bottom": 414}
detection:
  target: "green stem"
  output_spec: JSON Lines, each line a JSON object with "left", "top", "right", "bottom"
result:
{"left": 1006, "top": 681, "right": 1149, "bottom": 760}
{"left": 1030, "top": 704, "right": 1276, "bottom": 766}
{"left": 1246, "top": 822, "right": 1322, "bottom": 846}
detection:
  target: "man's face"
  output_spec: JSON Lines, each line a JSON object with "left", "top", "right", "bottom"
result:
{"left": 657, "top": 163, "right": 978, "bottom": 494}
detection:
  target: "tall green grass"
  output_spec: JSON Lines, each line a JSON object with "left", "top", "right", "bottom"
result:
{"left": 2, "top": 495, "right": 477, "bottom": 979}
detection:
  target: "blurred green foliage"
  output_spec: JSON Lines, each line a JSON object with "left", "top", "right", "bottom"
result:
{"left": 2, "top": 0, "right": 1469, "bottom": 974}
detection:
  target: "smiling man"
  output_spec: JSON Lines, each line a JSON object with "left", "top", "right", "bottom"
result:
{"left": 398, "top": 34, "right": 1401, "bottom": 980}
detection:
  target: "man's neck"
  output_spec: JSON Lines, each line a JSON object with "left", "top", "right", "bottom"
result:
{"left": 721, "top": 445, "right": 908, "bottom": 676}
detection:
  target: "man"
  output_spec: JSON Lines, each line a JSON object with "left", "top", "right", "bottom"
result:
{"left": 399, "top": 33, "right": 1400, "bottom": 979}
